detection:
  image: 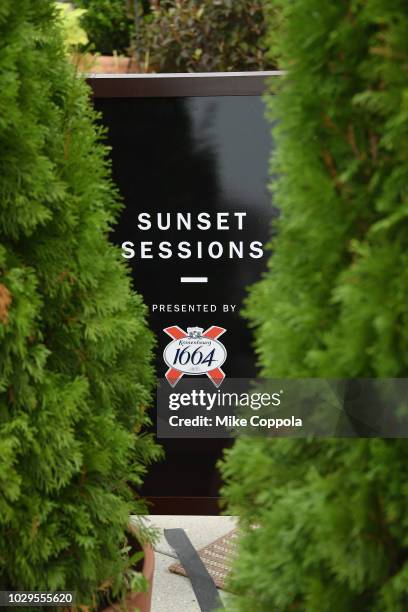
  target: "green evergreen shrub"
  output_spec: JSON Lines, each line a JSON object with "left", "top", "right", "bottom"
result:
{"left": 75, "top": 0, "right": 134, "bottom": 55}
{"left": 139, "top": 0, "right": 274, "bottom": 72}
{"left": 55, "top": 3, "right": 88, "bottom": 52}
{"left": 220, "top": 1, "right": 408, "bottom": 610}
{"left": 0, "top": 0, "right": 161, "bottom": 608}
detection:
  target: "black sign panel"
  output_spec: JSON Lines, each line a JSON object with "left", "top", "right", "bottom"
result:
{"left": 93, "top": 79, "right": 276, "bottom": 499}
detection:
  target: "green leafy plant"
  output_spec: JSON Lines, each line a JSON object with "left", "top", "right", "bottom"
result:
{"left": 99, "top": 521, "right": 155, "bottom": 606}
{"left": 0, "top": 0, "right": 161, "bottom": 608}
{"left": 220, "top": 1, "right": 408, "bottom": 610}
{"left": 139, "top": 0, "right": 275, "bottom": 72}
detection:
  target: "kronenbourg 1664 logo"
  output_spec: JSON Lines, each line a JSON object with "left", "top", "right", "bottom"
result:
{"left": 163, "top": 325, "right": 227, "bottom": 388}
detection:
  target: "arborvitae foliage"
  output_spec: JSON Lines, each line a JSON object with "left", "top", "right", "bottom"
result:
{"left": 0, "top": 1, "right": 160, "bottom": 608}
{"left": 221, "top": 2, "right": 408, "bottom": 611}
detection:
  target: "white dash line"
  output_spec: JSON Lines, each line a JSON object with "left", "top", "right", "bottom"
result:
{"left": 180, "top": 277, "right": 208, "bottom": 283}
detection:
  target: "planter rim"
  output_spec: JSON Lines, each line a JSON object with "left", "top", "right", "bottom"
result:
{"left": 101, "top": 523, "right": 155, "bottom": 612}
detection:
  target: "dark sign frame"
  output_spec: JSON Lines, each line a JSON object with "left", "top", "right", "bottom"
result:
{"left": 88, "top": 72, "right": 280, "bottom": 515}
{"left": 88, "top": 71, "right": 282, "bottom": 98}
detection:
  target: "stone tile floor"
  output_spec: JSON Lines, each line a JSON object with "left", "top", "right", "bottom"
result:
{"left": 144, "top": 515, "right": 238, "bottom": 612}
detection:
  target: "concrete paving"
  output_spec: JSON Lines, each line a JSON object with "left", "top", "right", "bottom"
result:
{"left": 144, "top": 515, "right": 238, "bottom": 612}
{"left": 153, "top": 551, "right": 202, "bottom": 612}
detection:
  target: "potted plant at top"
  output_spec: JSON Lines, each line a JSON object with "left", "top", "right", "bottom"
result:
{"left": 73, "top": 0, "right": 141, "bottom": 73}
{"left": 0, "top": 1, "right": 161, "bottom": 610}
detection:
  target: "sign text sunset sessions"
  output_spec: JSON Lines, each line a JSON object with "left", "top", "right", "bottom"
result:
{"left": 121, "top": 211, "right": 265, "bottom": 260}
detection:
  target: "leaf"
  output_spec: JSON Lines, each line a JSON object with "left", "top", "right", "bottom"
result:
{"left": 128, "top": 550, "right": 144, "bottom": 568}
